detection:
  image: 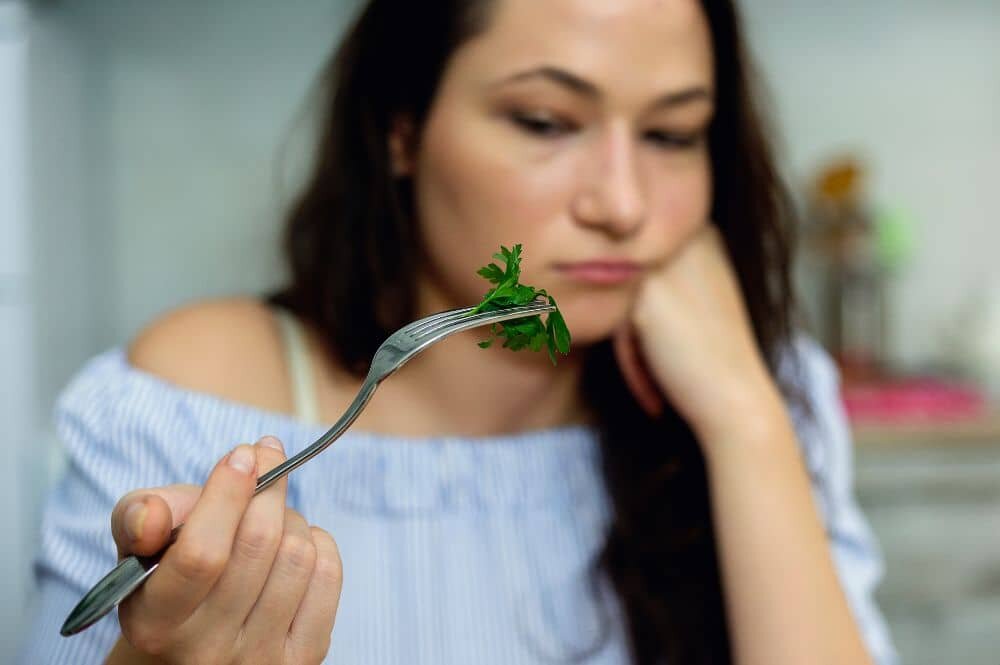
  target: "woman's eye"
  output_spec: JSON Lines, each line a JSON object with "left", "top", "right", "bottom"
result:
{"left": 509, "top": 112, "right": 572, "bottom": 137}
{"left": 644, "top": 130, "right": 704, "bottom": 150}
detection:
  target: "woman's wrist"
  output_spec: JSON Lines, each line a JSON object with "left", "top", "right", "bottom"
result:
{"left": 689, "top": 373, "right": 794, "bottom": 461}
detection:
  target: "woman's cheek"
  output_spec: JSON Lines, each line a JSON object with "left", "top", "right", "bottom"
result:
{"left": 660, "top": 165, "right": 711, "bottom": 233}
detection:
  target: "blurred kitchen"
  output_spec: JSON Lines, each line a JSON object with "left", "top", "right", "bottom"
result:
{"left": 2, "top": 1, "right": 998, "bottom": 663}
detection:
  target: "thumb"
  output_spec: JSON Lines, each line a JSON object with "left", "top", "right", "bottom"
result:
{"left": 111, "top": 484, "right": 202, "bottom": 559}
{"left": 612, "top": 322, "right": 665, "bottom": 419}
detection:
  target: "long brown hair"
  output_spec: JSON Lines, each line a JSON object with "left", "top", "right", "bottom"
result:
{"left": 268, "top": 1, "right": 805, "bottom": 662}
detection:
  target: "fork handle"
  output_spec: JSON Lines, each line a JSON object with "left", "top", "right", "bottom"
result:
{"left": 59, "top": 526, "right": 181, "bottom": 636}
{"left": 60, "top": 378, "right": 381, "bottom": 637}
{"left": 253, "top": 377, "right": 378, "bottom": 493}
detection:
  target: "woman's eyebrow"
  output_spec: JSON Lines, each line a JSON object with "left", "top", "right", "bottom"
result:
{"left": 492, "top": 65, "right": 713, "bottom": 110}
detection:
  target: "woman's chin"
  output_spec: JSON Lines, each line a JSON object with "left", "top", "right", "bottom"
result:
{"left": 557, "top": 297, "right": 633, "bottom": 345}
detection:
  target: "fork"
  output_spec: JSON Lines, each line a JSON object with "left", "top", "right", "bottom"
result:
{"left": 60, "top": 297, "right": 557, "bottom": 636}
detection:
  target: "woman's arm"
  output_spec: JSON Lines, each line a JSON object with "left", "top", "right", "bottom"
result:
{"left": 698, "top": 390, "right": 874, "bottom": 665}
{"left": 613, "top": 224, "right": 884, "bottom": 664}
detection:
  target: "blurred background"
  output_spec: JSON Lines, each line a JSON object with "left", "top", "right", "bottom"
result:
{"left": 2, "top": 0, "right": 998, "bottom": 662}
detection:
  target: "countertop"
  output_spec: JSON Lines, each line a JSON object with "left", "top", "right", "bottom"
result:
{"left": 852, "top": 411, "right": 1000, "bottom": 448}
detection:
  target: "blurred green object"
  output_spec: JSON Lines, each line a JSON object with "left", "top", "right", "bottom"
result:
{"left": 874, "top": 205, "right": 917, "bottom": 273}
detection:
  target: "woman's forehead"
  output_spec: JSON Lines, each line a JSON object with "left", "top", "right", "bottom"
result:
{"left": 454, "top": 0, "right": 714, "bottom": 98}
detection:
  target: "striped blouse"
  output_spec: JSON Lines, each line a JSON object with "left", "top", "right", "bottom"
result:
{"left": 17, "top": 329, "right": 898, "bottom": 664}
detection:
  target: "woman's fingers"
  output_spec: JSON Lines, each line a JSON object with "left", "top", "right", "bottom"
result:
{"left": 111, "top": 485, "right": 201, "bottom": 559}
{"left": 612, "top": 322, "right": 665, "bottom": 419}
{"left": 196, "top": 437, "right": 289, "bottom": 631}
{"left": 241, "top": 508, "right": 318, "bottom": 658}
{"left": 132, "top": 442, "right": 260, "bottom": 627}
{"left": 114, "top": 436, "right": 340, "bottom": 663}
{"left": 285, "top": 526, "right": 343, "bottom": 663}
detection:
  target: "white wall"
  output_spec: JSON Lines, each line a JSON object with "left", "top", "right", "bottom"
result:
{"left": 28, "top": 0, "right": 105, "bottom": 442}
{"left": 1, "top": 3, "right": 34, "bottom": 660}
{"left": 80, "top": 0, "right": 361, "bottom": 341}
{"left": 742, "top": 0, "right": 1000, "bottom": 367}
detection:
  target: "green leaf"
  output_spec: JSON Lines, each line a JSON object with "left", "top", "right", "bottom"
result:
{"left": 513, "top": 284, "right": 536, "bottom": 303}
{"left": 549, "top": 313, "right": 571, "bottom": 354}
{"left": 504, "top": 317, "right": 541, "bottom": 335}
{"left": 507, "top": 244, "right": 522, "bottom": 281}
{"left": 476, "top": 263, "right": 505, "bottom": 284}
{"left": 546, "top": 338, "right": 558, "bottom": 365}
{"left": 491, "top": 284, "right": 517, "bottom": 300}
{"left": 471, "top": 243, "right": 571, "bottom": 364}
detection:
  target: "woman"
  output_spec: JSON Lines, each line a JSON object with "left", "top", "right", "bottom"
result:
{"left": 19, "top": 1, "right": 897, "bottom": 663}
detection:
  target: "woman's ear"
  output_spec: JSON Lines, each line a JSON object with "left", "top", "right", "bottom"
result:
{"left": 388, "top": 113, "right": 417, "bottom": 177}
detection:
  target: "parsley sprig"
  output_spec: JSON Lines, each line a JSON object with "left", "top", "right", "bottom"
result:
{"left": 469, "top": 244, "right": 571, "bottom": 365}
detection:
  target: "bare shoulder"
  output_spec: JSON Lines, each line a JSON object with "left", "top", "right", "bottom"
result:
{"left": 127, "top": 297, "right": 290, "bottom": 411}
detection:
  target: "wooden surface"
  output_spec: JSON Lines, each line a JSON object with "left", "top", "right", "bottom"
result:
{"left": 852, "top": 411, "right": 1000, "bottom": 448}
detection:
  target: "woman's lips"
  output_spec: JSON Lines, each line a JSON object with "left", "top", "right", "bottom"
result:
{"left": 555, "top": 261, "right": 642, "bottom": 285}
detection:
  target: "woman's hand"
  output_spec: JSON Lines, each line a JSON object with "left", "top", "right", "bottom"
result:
{"left": 612, "top": 222, "right": 784, "bottom": 447}
{"left": 106, "top": 437, "right": 342, "bottom": 665}
{"left": 614, "top": 223, "right": 876, "bottom": 665}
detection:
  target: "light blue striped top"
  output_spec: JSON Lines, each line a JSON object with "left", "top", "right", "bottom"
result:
{"left": 18, "top": 335, "right": 898, "bottom": 664}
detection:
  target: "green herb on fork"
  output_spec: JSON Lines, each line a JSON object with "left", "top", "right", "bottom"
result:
{"left": 469, "top": 243, "right": 571, "bottom": 365}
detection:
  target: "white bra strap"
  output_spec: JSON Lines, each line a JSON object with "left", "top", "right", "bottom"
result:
{"left": 273, "top": 308, "right": 321, "bottom": 424}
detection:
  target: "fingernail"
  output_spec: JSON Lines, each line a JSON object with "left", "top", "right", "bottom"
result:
{"left": 259, "top": 436, "right": 283, "bottom": 452}
{"left": 227, "top": 445, "right": 256, "bottom": 474}
{"left": 124, "top": 501, "right": 147, "bottom": 542}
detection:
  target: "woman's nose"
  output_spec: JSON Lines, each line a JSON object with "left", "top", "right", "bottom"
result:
{"left": 570, "top": 124, "right": 647, "bottom": 237}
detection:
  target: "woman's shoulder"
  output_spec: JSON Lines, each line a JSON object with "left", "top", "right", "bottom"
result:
{"left": 127, "top": 296, "right": 292, "bottom": 414}
{"left": 47, "top": 299, "right": 332, "bottom": 508}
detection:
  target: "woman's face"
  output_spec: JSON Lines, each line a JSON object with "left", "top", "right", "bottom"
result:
{"left": 400, "top": 0, "right": 715, "bottom": 346}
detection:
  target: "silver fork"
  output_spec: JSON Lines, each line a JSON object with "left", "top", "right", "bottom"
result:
{"left": 61, "top": 297, "right": 556, "bottom": 637}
